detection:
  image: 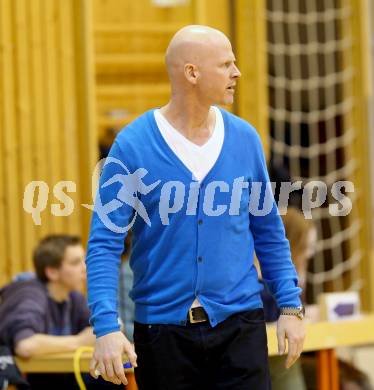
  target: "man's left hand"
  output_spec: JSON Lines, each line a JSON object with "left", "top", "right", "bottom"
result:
{"left": 276, "top": 315, "right": 306, "bottom": 369}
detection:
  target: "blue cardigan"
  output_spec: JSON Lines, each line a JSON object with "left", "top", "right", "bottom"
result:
{"left": 86, "top": 108, "right": 301, "bottom": 337}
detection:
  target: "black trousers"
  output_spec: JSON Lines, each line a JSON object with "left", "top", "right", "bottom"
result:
{"left": 134, "top": 309, "right": 271, "bottom": 390}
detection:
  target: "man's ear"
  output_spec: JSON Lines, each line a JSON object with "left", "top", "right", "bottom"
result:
{"left": 184, "top": 63, "right": 199, "bottom": 84}
{"left": 44, "top": 266, "right": 60, "bottom": 282}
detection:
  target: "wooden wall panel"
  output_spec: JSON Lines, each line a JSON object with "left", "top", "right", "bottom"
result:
{"left": 193, "top": 0, "right": 230, "bottom": 35}
{"left": 92, "top": 0, "right": 232, "bottom": 145}
{"left": 1, "top": 0, "right": 23, "bottom": 282}
{"left": 93, "top": 0, "right": 195, "bottom": 26}
{"left": 28, "top": 0, "right": 51, "bottom": 242}
{"left": 57, "top": 0, "right": 81, "bottom": 235}
{"left": 0, "top": 0, "right": 9, "bottom": 287}
{"left": 73, "top": 0, "right": 98, "bottom": 242}
{"left": 14, "top": 0, "right": 35, "bottom": 271}
{"left": 44, "top": 0, "right": 63, "bottom": 234}
{"left": 234, "top": 0, "right": 269, "bottom": 154}
{"left": 0, "top": 0, "right": 97, "bottom": 286}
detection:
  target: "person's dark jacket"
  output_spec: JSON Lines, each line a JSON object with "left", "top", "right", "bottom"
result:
{"left": 0, "top": 279, "right": 90, "bottom": 352}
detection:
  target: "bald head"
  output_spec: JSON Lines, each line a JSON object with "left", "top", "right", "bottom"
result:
{"left": 165, "top": 25, "right": 231, "bottom": 80}
{"left": 163, "top": 25, "right": 240, "bottom": 106}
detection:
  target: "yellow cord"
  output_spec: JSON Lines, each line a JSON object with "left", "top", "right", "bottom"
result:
{"left": 73, "top": 346, "right": 94, "bottom": 390}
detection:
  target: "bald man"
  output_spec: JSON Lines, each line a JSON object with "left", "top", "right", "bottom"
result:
{"left": 86, "top": 25, "right": 305, "bottom": 389}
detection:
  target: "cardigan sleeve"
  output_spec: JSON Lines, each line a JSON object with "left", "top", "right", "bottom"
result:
{"left": 86, "top": 139, "right": 135, "bottom": 337}
{"left": 248, "top": 132, "right": 302, "bottom": 308}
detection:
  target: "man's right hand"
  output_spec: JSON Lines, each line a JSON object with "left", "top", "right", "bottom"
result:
{"left": 89, "top": 331, "right": 138, "bottom": 386}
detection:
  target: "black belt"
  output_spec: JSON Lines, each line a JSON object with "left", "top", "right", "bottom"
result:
{"left": 187, "top": 306, "right": 209, "bottom": 324}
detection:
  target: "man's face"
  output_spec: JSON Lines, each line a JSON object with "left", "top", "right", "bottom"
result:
{"left": 196, "top": 38, "right": 241, "bottom": 106}
{"left": 55, "top": 244, "right": 86, "bottom": 292}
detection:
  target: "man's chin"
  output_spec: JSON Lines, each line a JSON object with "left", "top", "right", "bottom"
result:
{"left": 221, "top": 97, "right": 234, "bottom": 105}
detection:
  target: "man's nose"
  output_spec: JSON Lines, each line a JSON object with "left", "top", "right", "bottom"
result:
{"left": 232, "top": 64, "right": 241, "bottom": 79}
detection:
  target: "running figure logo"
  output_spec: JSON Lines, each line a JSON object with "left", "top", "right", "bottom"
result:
{"left": 91, "top": 157, "right": 160, "bottom": 233}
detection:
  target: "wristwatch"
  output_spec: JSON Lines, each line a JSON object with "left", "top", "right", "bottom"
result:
{"left": 279, "top": 305, "right": 305, "bottom": 320}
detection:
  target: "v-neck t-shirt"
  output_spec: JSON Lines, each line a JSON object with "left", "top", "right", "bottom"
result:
{"left": 153, "top": 106, "right": 224, "bottom": 183}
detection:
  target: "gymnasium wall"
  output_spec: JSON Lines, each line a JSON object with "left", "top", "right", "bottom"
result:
{"left": 0, "top": 0, "right": 97, "bottom": 285}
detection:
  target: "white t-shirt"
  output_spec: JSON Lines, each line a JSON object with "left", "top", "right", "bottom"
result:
{"left": 154, "top": 106, "right": 224, "bottom": 182}
{"left": 154, "top": 106, "right": 225, "bottom": 309}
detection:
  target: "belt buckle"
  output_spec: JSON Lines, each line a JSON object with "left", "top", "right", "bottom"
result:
{"left": 188, "top": 308, "right": 206, "bottom": 324}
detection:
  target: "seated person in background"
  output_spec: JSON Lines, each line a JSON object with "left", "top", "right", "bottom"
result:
{"left": 0, "top": 235, "right": 93, "bottom": 358}
{"left": 259, "top": 207, "right": 317, "bottom": 323}
{"left": 263, "top": 207, "right": 317, "bottom": 390}
{"left": 0, "top": 234, "right": 120, "bottom": 389}
{"left": 280, "top": 207, "right": 317, "bottom": 301}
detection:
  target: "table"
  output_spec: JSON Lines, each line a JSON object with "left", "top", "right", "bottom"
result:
{"left": 16, "top": 314, "right": 374, "bottom": 390}
{"left": 267, "top": 314, "right": 374, "bottom": 389}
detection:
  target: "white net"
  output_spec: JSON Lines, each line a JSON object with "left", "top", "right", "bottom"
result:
{"left": 266, "top": 0, "right": 362, "bottom": 302}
